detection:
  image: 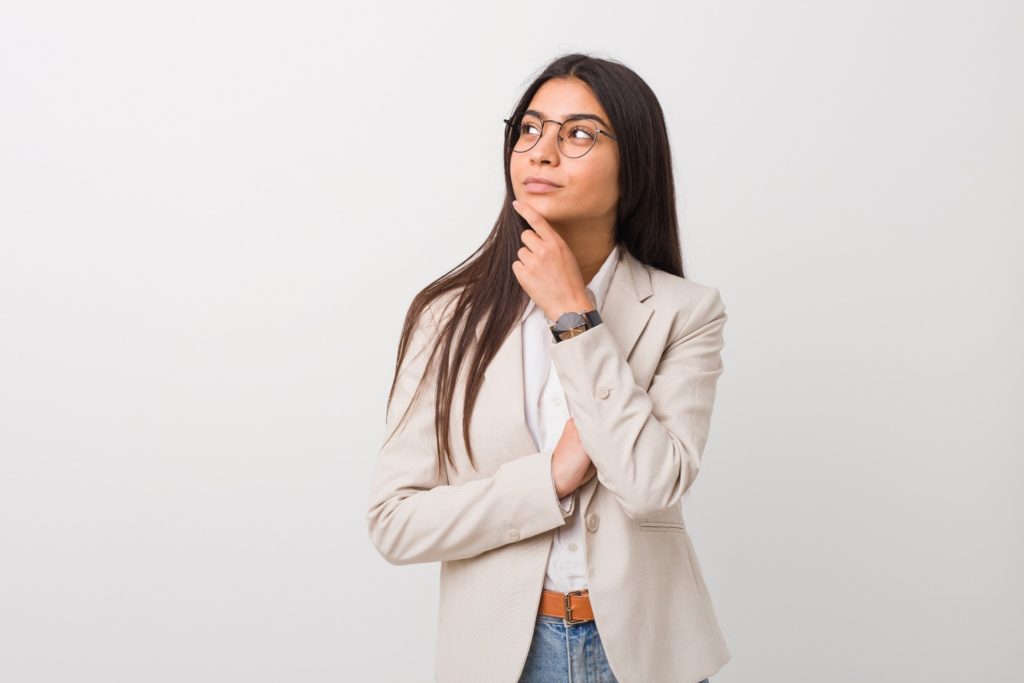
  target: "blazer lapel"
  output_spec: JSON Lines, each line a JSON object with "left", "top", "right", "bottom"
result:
{"left": 482, "top": 248, "right": 655, "bottom": 515}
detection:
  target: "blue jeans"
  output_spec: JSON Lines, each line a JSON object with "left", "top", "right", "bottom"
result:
{"left": 517, "top": 614, "right": 710, "bottom": 683}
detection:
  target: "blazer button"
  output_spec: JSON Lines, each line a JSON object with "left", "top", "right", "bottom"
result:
{"left": 585, "top": 513, "right": 600, "bottom": 532}
{"left": 507, "top": 529, "right": 520, "bottom": 541}
{"left": 597, "top": 386, "right": 610, "bottom": 399}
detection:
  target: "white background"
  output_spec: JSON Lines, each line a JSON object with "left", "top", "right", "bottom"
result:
{"left": 1, "top": 1, "right": 1021, "bottom": 681}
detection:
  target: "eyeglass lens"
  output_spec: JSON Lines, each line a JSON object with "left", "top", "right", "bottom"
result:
{"left": 507, "top": 113, "right": 599, "bottom": 158}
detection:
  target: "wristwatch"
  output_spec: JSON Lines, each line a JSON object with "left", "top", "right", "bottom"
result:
{"left": 550, "top": 309, "right": 603, "bottom": 343}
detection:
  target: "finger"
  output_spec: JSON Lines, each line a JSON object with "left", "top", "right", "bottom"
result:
{"left": 511, "top": 199, "right": 555, "bottom": 242}
{"left": 516, "top": 247, "right": 540, "bottom": 274}
{"left": 520, "top": 227, "right": 542, "bottom": 252}
{"left": 511, "top": 259, "right": 523, "bottom": 280}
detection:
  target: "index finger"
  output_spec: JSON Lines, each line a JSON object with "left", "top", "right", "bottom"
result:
{"left": 512, "top": 199, "right": 557, "bottom": 243}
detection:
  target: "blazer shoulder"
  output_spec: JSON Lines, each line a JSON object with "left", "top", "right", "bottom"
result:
{"left": 643, "top": 267, "right": 727, "bottom": 337}
{"left": 423, "top": 286, "right": 466, "bottom": 329}
{"left": 403, "top": 286, "right": 464, "bottom": 331}
{"left": 646, "top": 267, "right": 723, "bottom": 309}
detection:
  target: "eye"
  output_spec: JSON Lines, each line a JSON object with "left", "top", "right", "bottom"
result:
{"left": 565, "top": 120, "right": 598, "bottom": 145}
{"left": 566, "top": 123, "right": 596, "bottom": 140}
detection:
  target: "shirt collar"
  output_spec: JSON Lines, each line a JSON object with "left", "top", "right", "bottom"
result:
{"left": 520, "top": 243, "right": 620, "bottom": 324}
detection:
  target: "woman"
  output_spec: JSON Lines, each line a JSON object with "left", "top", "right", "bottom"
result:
{"left": 366, "top": 52, "right": 730, "bottom": 683}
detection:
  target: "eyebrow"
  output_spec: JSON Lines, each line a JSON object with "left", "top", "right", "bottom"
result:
{"left": 524, "top": 109, "right": 613, "bottom": 131}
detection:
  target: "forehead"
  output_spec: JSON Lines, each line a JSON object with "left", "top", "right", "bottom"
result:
{"left": 527, "top": 78, "right": 610, "bottom": 123}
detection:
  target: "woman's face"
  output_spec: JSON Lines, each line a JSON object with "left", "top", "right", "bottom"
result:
{"left": 509, "top": 78, "right": 619, "bottom": 228}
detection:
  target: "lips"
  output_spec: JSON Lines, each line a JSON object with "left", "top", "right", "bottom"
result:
{"left": 523, "top": 176, "right": 562, "bottom": 187}
{"left": 522, "top": 176, "right": 563, "bottom": 194}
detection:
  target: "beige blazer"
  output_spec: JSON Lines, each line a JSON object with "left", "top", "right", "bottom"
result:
{"left": 366, "top": 247, "right": 731, "bottom": 683}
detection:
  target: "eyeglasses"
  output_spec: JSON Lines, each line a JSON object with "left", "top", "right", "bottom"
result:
{"left": 503, "top": 112, "right": 617, "bottom": 159}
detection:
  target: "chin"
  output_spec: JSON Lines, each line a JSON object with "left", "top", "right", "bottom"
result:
{"left": 538, "top": 207, "right": 576, "bottom": 225}
{"left": 525, "top": 194, "right": 564, "bottom": 207}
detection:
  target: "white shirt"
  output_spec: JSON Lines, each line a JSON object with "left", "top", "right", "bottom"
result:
{"left": 520, "top": 244, "right": 620, "bottom": 594}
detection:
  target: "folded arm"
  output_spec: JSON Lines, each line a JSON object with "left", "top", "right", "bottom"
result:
{"left": 366, "top": 302, "right": 571, "bottom": 566}
{"left": 549, "top": 286, "right": 728, "bottom": 519}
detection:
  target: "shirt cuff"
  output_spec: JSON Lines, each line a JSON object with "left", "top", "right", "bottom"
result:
{"left": 550, "top": 463, "right": 576, "bottom": 518}
{"left": 558, "top": 492, "right": 576, "bottom": 516}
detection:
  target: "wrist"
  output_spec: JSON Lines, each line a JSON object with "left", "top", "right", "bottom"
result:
{"left": 550, "top": 456, "right": 567, "bottom": 498}
{"left": 545, "top": 293, "right": 593, "bottom": 322}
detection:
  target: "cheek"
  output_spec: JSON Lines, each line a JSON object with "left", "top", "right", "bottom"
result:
{"left": 575, "top": 169, "right": 616, "bottom": 202}
{"left": 509, "top": 156, "right": 527, "bottom": 177}
{"left": 596, "top": 167, "right": 619, "bottom": 206}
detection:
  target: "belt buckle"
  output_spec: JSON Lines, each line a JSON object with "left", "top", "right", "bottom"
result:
{"left": 563, "top": 590, "right": 586, "bottom": 624}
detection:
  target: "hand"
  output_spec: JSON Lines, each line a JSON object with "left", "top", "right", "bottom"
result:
{"left": 551, "top": 417, "right": 598, "bottom": 498}
{"left": 511, "top": 199, "right": 592, "bottom": 322}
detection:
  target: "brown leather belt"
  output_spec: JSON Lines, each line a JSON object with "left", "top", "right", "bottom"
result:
{"left": 538, "top": 589, "right": 594, "bottom": 624}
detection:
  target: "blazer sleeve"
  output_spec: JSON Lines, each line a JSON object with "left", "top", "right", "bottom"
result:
{"left": 366, "top": 301, "right": 571, "bottom": 566}
{"left": 549, "top": 286, "right": 728, "bottom": 519}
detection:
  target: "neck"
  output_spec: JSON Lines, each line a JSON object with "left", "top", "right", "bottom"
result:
{"left": 549, "top": 217, "right": 616, "bottom": 285}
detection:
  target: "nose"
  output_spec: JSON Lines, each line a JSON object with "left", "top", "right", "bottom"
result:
{"left": 528, "top": 120, "right": 561, "bottom": 165}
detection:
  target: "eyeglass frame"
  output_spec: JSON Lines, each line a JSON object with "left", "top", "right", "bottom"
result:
{"left": 502, "top": 113, "right": 618, "bottom": 159}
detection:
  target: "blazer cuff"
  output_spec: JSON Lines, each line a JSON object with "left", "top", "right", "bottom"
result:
{"left": 549, "top": 458, "right": 576, "bottom": 517}
{"left": 502, "top": 448, "right": 573, "bottom": 535}
{"left": 558, "top": 491, "right": 576, "bottom": 517}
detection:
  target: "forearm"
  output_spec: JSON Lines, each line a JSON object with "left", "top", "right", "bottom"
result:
{"left": 549, "top": 287, "right": 727, "bottom": 519}
{"left": 366, "top": 299, "right": 570, "bottom": 566}
{"left": 367, "top": 447, "right": 568, "bottom": 565}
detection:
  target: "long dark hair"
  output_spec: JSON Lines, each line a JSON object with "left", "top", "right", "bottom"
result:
{"left": 383, "top": 52, "right": 687, "bottom": 482}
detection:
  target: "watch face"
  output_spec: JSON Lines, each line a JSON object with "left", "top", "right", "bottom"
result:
{"left": 554, "top": 312, "right": 587, "bottom": 331}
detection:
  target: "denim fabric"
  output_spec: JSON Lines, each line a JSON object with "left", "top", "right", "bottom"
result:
{"left": 517, "top": 614, "right": 710, "bottom": 683}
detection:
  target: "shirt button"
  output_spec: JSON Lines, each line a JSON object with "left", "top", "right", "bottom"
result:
{"left": 551, "top": 396, "right": 562, "bottom": 407}
{"left": 508, "top": 529, "right": 520, "bottom": 541}
{"left": 597, "top": 387, "right": 610, "bottom": 399}
{"left": 569, "top": 542, "right": 578, "bottom": 552}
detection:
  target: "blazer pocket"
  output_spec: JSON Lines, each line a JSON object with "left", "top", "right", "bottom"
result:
{"left": 638, "top": 505, "right": 686, "bottom": 532}
{"left": 638, "top": 520, "right": 686, "bottom": 532}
